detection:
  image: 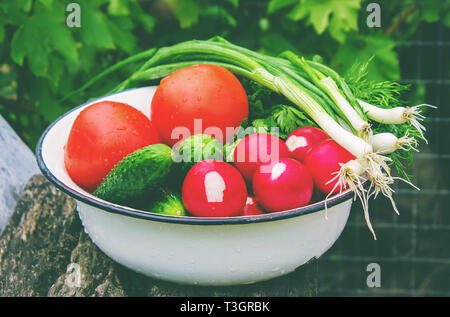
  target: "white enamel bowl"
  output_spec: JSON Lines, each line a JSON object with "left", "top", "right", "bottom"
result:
{"left": 36, "top": 86, "right": 354, "bottom": 286}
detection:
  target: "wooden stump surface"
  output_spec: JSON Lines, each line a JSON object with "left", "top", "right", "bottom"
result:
{"left": 0, "top": 175, "right": 318, "bottom": 297}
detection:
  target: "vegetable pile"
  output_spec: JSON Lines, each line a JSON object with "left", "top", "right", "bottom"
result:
{"left": 64, "top": 37, "right": 435, "bottom": 239}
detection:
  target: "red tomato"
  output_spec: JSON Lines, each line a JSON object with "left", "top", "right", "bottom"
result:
{"left": 64, "top": 101, "right": 161, "bottom": 192}
{"left": 233, "top": 133, "right": 291, "bottom": 182}
{"left": 304, "top": 140, "right": 355, "bottom": 194}
{"left": 285, "top": 127, "right": 329, "bottom": 163}
{"left": 151, "top": 64, "right": 249, "bottom": 146}
{"left": 242, "top": 196, "right": 264, "bottom": 216}
{"left": 252, "top": 158, "right": 313, "bottom": 213}
{"left": 182, "top": 160, "right": 247, "bottom": 217}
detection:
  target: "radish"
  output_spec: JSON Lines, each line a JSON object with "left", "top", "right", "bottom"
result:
{"left": 233, "top": 133, "right": 291, "bottom": 182}
{"left": 304, "top": 139, "right": 356, "bottom": 195}
{"left": 242, "top": 196, "right": 264, "bottom": 216}
{"left": 252, "top": 158, "right": 313, "bottom": 213}
{"left": 182, "top": 160, "right": 247, "bottom": 217}
{"left": 303, "top": 139, "right": 374, "bottom": 232}
{"left": 285, "top": 127, "right": 329, "bottom": 163}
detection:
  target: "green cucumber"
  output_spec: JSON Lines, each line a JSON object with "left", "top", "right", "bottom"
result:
{"left": 172, "top": 134, "right": 223, "bottom": 175}
{"left": 94, "top": 143, "right": 173, "bottom": 207}
{"left": 148, "top": 191, "right": 186, "bottom": 216}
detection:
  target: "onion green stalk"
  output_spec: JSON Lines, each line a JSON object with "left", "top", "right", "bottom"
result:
{"left": 319, "top": 77, "right": 372, "bottom": 140}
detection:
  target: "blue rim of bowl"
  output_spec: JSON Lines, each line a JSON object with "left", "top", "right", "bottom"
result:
{"left": 36, "top": 87, "right": 357, "bottom": 225}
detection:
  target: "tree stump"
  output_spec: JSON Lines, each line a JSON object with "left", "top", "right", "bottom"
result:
{"left": 0, "top": 175, "right": 318, "bottom": 297}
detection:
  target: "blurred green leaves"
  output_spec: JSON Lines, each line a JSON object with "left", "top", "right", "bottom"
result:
{"left": 269, "top": 0, "right": 361, "bottom": 43}
{"left": 164, "top": 0, "right": 201, "bottom": 28}
{"left": 0, "top": 0, "right": 448, "bottom": 147}
{"left": 334, "top": 34, "right": 400, "bottom": 81}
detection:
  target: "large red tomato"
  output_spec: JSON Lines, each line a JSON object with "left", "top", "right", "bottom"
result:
{"left": 64, "top": 101, "right": 161, "bottom": 192}
{"left": 150, "top": 64, "right": 249, "bottom": 146}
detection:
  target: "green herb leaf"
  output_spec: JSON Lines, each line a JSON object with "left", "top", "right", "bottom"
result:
{"left": 164, "top": 0, "right": 202, "bottom": 29}
{"left": 287, "top": 0, "right": 361, "bottom": 43}
{"left": 334, "top": 34, "right": 400, "bottom": 81}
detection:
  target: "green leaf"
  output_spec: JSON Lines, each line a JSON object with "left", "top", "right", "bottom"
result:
{"left": 47, "top": 53, "right": 65, "bottom": 91}
{"left": 106, "top": 18, "right": 137, "bottom": 53}
{"left": 334, "top": 34, "right": 400, "bottom": 81}
{"left": 108, "top": 0, "right": 131, "bottom": 16}
{"left": 81, "top": 4, "right": 116, "bottom": 49}
{"left": 421, "top": 0, "right": 441, "bottom": 23}
{"left": 327, "top": 0, "right": 360, "bottom": 43}
{"left": 288, "top": 0, "right": 361, "bottom": 43}
{"left": 203, "top": 6, "right": 237, "bottom": 27}
{"left": 444, "top": 10, "right": 450, "bottom": 27}
{"left": 164, "top": 0, "right": 201, "bottom": 29}
{"left": 10, "top": 22, "right": 49, "bottom": 77}
{"left": 227, "top": 0, "right": 239, "bottom": 8}
{"left": 268, "top": 0, "right": 298, "bottom": 14}
{"left": 308, "top": 4, "right": 332, "bottom": 34}
{"left": 260, "top": 33, "right": 298, "bottom": 55}
{"left": 138, "top": 13, "right": 156, "bottom": 33}
{"left": 271, "top": 104, "right": 315, "bottom": 134}
{"left": 37, "top": 0, "right": 53, "bottom": 9}
{"left": 10, "top": 26, "right": 26, "bottom": 66}
{"left": 10, "top": 3, "right": 78, "bottom": 77}
{"left": 47, "top": 20, "right": 79, "bottom": 64}
{"left": 287, "top": 2, "right": 309, "bottom": 21}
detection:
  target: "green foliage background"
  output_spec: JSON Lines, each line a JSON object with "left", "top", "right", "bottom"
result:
{"left": 0, "top": 0, "right": 448, "bottom": 147}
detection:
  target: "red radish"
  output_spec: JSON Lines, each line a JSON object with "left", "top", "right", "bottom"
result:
{"left": 182, "top": 160, "right": 247, "bottom": 217}
{"left": 304, "top": 139, "right": 356, "bottom": 194}
{"left": 242, "top": 196, "right": 264, "bottom": 216}
{"left": 233, "top": 133, "right": 291, "bottom": 182}
{"left": 285, "top": 127, "right": 329, "bottom": 163}
{"left": 252, "top": 158, "right": 313, "bottom": 213}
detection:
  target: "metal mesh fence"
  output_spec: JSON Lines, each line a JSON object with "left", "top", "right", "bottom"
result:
{"left": 318, "top": 13, "right": 450, "bottom": 297}
{"left": 236, "top": 0, "right": 450, "bottom": 296}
